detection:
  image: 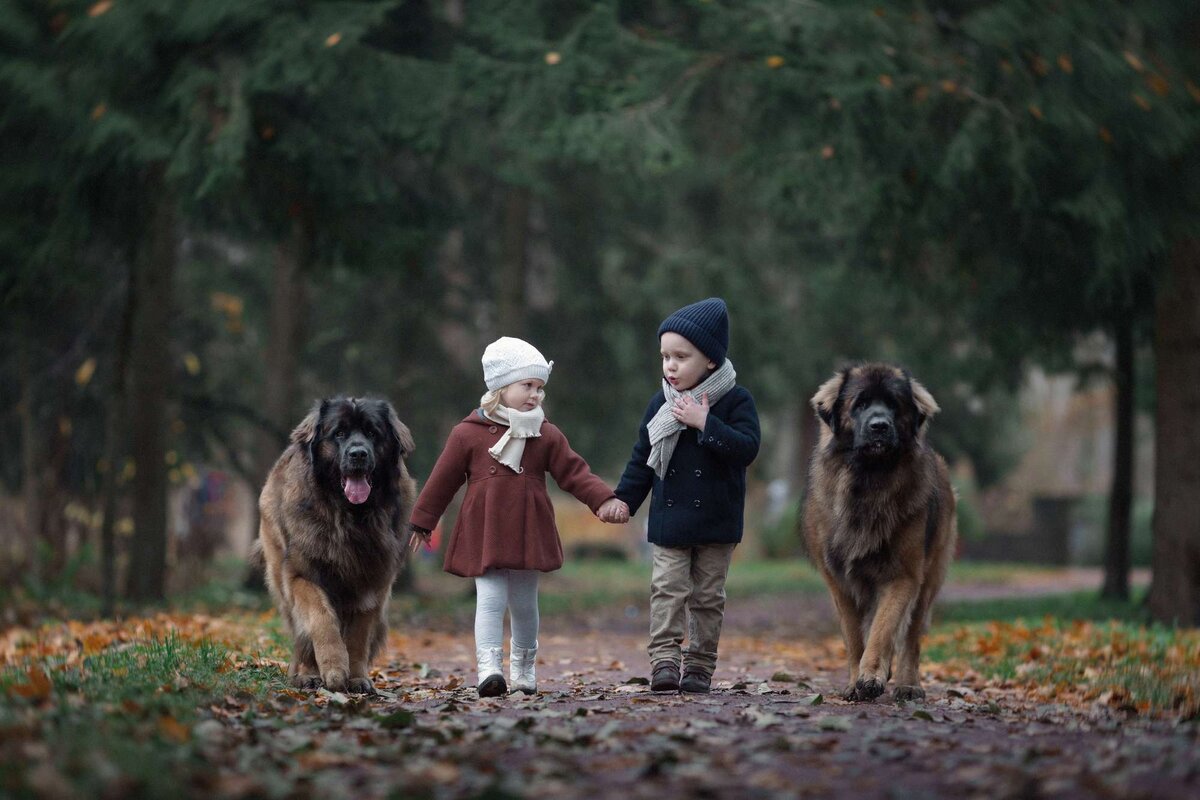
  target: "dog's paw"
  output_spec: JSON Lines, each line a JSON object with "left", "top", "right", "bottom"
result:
{"left": 892, "top": 684, "right": 926, "bottom": 702}
{"left": 852, "top": 676, "right": 886, "bottom": 701}
{"left": 322, "top": 668, "right": 348, "bottom": 692}
{"left": 292, "top": 673, "right": 324, "bottom": 691}
{"left": 347, "top": 677, "right": 377, "bottom": 695}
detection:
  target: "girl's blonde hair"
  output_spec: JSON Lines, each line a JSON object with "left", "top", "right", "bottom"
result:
{"left": 480, "top": 382, "right": 546, "bottom": 414}
{"left": 479, "top": 389, "right": 504, "bottom": 415}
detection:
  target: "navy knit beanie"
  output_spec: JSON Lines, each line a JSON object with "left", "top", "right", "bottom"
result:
{"left": 658, "top": 297, "right": 729, "bottom": 365}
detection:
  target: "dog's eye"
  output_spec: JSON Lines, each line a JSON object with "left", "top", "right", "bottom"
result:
{"left": 334, "top": 430, "right": 346, "bottom": 440}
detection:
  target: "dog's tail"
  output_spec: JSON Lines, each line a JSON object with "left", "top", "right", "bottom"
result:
{"left": 242, "top": 539, "right": 267, "bottom": 592}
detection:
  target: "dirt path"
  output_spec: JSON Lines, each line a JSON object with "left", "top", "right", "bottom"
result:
{"left": 198, "top": 591, "right": 1196, "bottom": 800}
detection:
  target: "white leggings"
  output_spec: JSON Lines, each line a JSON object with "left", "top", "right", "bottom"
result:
{"left": 474, "top": 569, "right": 540, "bottom": 651}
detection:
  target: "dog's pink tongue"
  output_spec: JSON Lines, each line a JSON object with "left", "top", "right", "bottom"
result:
{"left": 343, "top": 477, "right": 371, "bottom": 504}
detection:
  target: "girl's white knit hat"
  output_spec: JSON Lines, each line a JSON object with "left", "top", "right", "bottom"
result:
{"left": 482, "top": 337, "right": 553, "bottom": 391}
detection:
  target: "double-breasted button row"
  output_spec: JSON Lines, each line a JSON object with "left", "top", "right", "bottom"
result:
{"left": 488, "top": 466, "right": 497, "bottom": 474}
{"left": 489, "top": 425, "right": 498, "bottom": 434}
{"left": 666, "top": 499, "right": 674, "bottom": 507}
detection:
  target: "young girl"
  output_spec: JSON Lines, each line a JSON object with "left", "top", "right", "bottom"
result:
{"left": 609, "top": 298, "right": 760, "bottom": 694}
{"left": 410, "top": 337, "right": 627, "bottom": 697}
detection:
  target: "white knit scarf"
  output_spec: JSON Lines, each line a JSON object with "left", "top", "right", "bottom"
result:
{"left": 483, "top": 405, "right": 545, "bottom": 473}
{"left": 647, "top": 359, "right": 737, "bottom": 479}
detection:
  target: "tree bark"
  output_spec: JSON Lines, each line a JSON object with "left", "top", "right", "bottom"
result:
{"left": 17, "top": 340, "right": 42, "bottom": 580}
{"left": 100, "top": 275, "right": 134, "bottom": 615}
{"left": 1148, "top": 238, "right": 1200, "bottom": 625}
{"left": 1102, "top": 314, "right": 1134, "bottom": 600}
{"left": 125, "top": 167, "right": 177, "bottom": 602}
{"left": 496, "top": 186, "right": 530, "bottom": 336}
{"left": 256, "top": 212, "right": 312, "bottom": 485}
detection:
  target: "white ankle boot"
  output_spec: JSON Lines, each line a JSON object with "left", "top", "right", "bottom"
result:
{"left": 509, "top": 640, "right": 538, "bottom": 695}
{"left": 476, "top": 646, "right": 506, "bottom": 697}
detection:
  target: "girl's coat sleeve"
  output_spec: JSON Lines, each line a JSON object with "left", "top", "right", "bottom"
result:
{"left": 410, "top": 427, "right": 469, "bottom": 531}
{"left": 547, "top": 427, "right": 616, "bottom": 513}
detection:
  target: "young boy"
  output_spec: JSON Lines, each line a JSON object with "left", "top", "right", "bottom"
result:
{"left": 608, "top": 298, "right": 760, "bottom": 693}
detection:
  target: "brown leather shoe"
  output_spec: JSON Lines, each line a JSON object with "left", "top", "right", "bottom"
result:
{"left": 650, "top": 662, "right": 680, "bottom": 692}
{"left": 680, "top": 668, "right": 711, "bottom": 694}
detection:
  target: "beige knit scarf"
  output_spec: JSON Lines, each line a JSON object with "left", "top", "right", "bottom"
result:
{"left": 647, "top": 359, "right": 737, "bottom": 479}
{"left": 483, "top": 405, "right": 545, "bottom": 473}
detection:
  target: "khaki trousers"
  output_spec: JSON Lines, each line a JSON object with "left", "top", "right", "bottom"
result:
{"left": 647, "top": 543, "right": 736, "bottom": 675}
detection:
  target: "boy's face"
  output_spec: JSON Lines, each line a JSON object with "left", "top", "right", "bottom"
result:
{"left": 500, "top": 379, "right": 545, "bottom": 412}
{"left": 660, "top": 332, "right": 716, "bottom": 392}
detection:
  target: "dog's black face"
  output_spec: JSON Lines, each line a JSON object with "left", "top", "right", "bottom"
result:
{"left": 300, "top": 397, "right": 413, "bottom": 507}
{"left": 813, "top": 364, "right": 939, "bottom": 465}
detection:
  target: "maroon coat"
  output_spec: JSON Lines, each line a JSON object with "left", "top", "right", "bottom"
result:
{"left": 411, "top": 411, "right": 616, "bottom": 577}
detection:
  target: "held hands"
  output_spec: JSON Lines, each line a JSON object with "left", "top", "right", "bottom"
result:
{"left": 672, "top": 392, "right": 709, "bottom": 431}
{"left": 597, "top": 498, "right": 630, "bottom": 524}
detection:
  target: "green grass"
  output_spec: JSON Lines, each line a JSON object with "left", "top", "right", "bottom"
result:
{"left": 934, "top": 589, "right": 1151, "bottom": 626}
{"left": 0, "top": 634, "right": 287, "bottom": 799}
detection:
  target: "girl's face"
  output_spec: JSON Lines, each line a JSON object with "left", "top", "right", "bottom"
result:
{"left": 500, "top": 379, "right": 545, "bottom": 412}
{"left": 660, "top": 332, "right": 715, "bottom": 392}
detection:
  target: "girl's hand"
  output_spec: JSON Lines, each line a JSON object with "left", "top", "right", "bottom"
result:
{"left": 672, "top": 393, "right": 709, "bottom": 431}
{"left": 598, "top": 498, "right": 630, "bottom": 524}
{"left": 409, "top": 526, "right": 432, "bottom": 553}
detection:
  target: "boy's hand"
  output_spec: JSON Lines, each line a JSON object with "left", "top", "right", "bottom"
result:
{"left": 598, "top": 498, "right": 630, "bottom": 524}
{"left": 672, "top": 393, "right": 709, "bottom": 431}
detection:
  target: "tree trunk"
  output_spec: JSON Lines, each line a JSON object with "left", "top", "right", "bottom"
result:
{"left": 100, "top": 274, "right": 135, "bottom": 615}
{"left": 1102, "top": 313, "right": 1135, "bottom": 600}
{"left": 256, "top": 213, "right": 312, "bottom": 485}
{"left": 125, "top": 168, "right": 177, "bottom": 602}
{"left": 496, "top": 186, "right": 530, "bottom": 336}
{"left": 1147, "top": 238, "right": 1200, "bottom": 625}
{"left": 17, "top": 340, "right": 42, "bottom": 580}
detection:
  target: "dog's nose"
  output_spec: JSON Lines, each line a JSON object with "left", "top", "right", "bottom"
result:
{"left": 868, "top": 418, "right": 891, "bottom": 433}
{"left": 347, "top": 445, "right": 370, "bottom": 462}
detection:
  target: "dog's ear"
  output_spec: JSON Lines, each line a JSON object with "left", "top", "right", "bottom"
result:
{"left": 290, "top": 399, "right": 329, "bottom": 461}
{"left": 909, "top": 379, "right": 940, "bottom": 429}
{"left": 811, "top": 369, "right": 849, "bottom": 433}
{"left": 384, "top": 402, "right": 415, "bottom": 459}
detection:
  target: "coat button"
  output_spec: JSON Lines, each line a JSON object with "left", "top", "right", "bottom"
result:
{"left": 668, "top": 469, "right": 675, "bottom": 476}
{"left": 707, "top": 436, "right": 714, "bottom": 442}
{"left": 489, "top": 466, "right": 497, "bottom": 474}
{"left": 693, "top": 499, "right": 701, "bottom": 508}
{"left": 489, "top": 426, "right": 498, "bottom": 434}
{"left": 666, "top": 499, "right": 674, "bottom": 507}
{"left": 694, "top": 469, "right": 702, "bottom": 477}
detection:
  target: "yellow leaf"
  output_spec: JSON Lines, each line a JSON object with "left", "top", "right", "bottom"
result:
{"left": 158, "top": 715, "right": 191, "bottom": 743}
{"left": 821, "top": 145, "right": 835, "bottom": 160}
{"left": 88, "top": 1, "right": 114, "bottom": 18}
{"left": 766, "top": 55, "right": 784, "bottom": 69}
{"left": 940, "top": 80, "right": 957, "bottom": 94}
{"left": 91, "top": 103, "right": 106, "bottom": 120}
{"left": 544, "top": 51, "right": 561, "bottom": 65}
{"left": 165, "top": 450, "right": 178, "bottom": 466}
{"left": 183, "top": 352, "right": 201, "bottom": 375}
{"left": 1124, "top": 51, "right": 1144, "bottom": 72}
{"left": 324, "top": 32, "right": 342, "bottom": 47}
{"left": 1057, "top": 54, "right": 1073, "bottom": 74}
{"left": 1028, "top": 104, "right": 1043, "bottom": 120}
{"left": 1132, "top": 93, "right": 1151, "bottom": 111}
{"left": 1146, "top": 73, "right": 1169, "bottom": 97}
{"left": 75, "top": 357, "right": 96, "bottom": 386}
{"left": 878, "top": 74, "right": 893, "bottom": 88}
{"left": 10, "top": 666, "right": 52, "bottom": 701}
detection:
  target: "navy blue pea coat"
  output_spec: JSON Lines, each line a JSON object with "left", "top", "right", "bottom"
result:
{"left": 615, "top": 385, "right": 760, "bottom": 547}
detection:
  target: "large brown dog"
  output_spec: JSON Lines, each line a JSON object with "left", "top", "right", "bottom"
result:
{"left": 257, "top": 397, "right": 416, "bottom": 694}
{"left": 803, "top": 364, "right": 957, "bottom": 702}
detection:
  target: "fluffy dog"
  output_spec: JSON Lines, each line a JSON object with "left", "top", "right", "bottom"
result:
{"left": 803, "top": 364, "right": 957, "bottom": 702}
{"left": 256, "top": 397, "right": 416, "bottom": 693}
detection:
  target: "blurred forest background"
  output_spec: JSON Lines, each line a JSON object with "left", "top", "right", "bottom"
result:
{"left": 1, "top": 1, "right": 1197, "bottom": 623}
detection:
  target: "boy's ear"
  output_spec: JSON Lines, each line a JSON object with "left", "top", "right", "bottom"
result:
{"left": 810, "top": 369, "right": 849, "bottom": 433}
